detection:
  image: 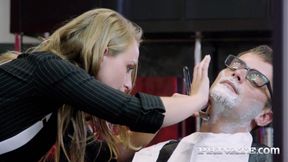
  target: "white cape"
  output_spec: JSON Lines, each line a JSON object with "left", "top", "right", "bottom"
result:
{"left": 133, "top": 132, "right": 252, "bottom": 162}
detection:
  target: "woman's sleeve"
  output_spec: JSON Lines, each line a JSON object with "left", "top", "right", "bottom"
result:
{"left": 34, "top": 54, "right": 165, "bottom": 133}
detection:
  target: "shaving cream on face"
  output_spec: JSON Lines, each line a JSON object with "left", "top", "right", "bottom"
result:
{"left": 210, "top": 72, "right": 240, "bottom": 110}
{"left": 209, "top": 71, "right": 265, "bottom": 124}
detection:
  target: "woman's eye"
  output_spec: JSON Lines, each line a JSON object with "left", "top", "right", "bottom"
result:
{"left": 127, "top": 65, "right": 135, "bottom": 72}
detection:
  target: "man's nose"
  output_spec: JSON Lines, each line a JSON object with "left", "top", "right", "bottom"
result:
{"left": 231, "top": 69, "right": 247, "bottom": 83}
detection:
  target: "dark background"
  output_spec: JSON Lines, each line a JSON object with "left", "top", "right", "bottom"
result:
{"left": 11, "top": 0, "right": 272, "bottom": 33}
{"left": 9, "top": 0, "right": 272, "bottom": 79}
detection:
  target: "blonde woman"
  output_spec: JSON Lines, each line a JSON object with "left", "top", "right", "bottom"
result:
{"left": 0, "top": 8, "right": 211, "bottom": 162}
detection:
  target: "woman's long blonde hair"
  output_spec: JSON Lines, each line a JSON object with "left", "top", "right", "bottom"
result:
{"left": 29, "top": 8, "right": 142, "bottom": 162}
{"left": 0, "top": 52, "right": 19, "bottom": 64}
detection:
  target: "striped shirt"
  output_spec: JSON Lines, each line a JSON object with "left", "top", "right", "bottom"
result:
{"left": 0, "top": 52, "right": 165, "bottom": 161}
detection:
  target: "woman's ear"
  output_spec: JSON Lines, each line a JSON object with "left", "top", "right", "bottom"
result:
{"left": 101, "top": 48, "right": 110, "bottom": 63}
{"left": 104, "top": 48, "right": 109, "bottom": 56}
{"left": 254, "top": 108, "right": 273, "bottom": 127}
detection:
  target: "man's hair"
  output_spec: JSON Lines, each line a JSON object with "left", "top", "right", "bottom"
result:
{"left": 238, "top": 45, "right": 272, "bottom": 65}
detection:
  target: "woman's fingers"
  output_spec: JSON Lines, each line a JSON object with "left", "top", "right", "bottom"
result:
{"left": 198, "top": 55, "right": 210, "bottom": 79}
{"left": 191, "top": 55, "right": 211, "bottom": 94}
{"left": 202, "top": 55, "right": 211, "bottom": 77}
{"left": 191, "top": 63, "right": 199, "bottom": 92}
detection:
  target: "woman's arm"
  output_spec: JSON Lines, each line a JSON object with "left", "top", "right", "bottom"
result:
{"left": 34, "top": 53, "right": 165, "bottom": 133}
{"left": 161, "top": 55, "right": 211, "bottom": 127}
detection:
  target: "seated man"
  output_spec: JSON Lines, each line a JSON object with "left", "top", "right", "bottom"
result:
{"left": 132, "top": 45, "right": 273, "bottom": 162}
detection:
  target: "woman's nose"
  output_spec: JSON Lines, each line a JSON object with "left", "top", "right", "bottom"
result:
{"left": 124, "top": 77, "right": 132, "bottom": 93}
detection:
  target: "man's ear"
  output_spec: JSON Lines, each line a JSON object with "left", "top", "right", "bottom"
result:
{"left": 254, "top": 108, "right": 273, "bottom": 127}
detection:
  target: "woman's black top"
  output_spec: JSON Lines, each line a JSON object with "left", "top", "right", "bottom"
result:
{"left": 0, "top": 52, "right": 165, "bottom": 161}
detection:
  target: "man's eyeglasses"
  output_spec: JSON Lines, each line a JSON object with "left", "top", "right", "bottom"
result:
{"left": 224, "top": 55, "right": 273, "bottom": 99}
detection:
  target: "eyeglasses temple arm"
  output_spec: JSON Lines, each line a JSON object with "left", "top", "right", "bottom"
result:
{"left": 267, "top": 82, "right": 273, "bottom": 100}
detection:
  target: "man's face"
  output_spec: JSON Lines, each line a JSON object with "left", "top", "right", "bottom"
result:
{"left": 209, "top": 52, "right": 272, "bottom": 122}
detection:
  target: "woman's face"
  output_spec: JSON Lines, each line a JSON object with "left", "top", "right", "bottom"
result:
{"left": 96, "top": 40, "right": 139, "bottom": 93}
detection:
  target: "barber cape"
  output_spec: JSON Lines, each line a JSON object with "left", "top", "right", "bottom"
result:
{"left": 133, "top": 132, "right": 252, "bottom": 162}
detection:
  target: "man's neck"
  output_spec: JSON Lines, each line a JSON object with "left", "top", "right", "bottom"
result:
{"left": 199, "top": 106, "right": 251, "bottom": 133}
{"left": 200, "top": 119, "right": 251, "bottom": 133}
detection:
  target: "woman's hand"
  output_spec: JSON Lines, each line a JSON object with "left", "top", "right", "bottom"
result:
{"left": 160, "top": 55, "right": 211, "bottom": 127}
{"left": 190, "top": 55, "right": 211, "bottom": 109}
